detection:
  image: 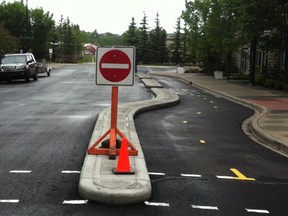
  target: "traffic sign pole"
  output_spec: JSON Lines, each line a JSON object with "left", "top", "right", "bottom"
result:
{"left": 88, "top": 86, "right": 138, "bottom": 159}
{"left": 88, "top": 46, "right": 138, "bottom": 159}
{"left": 108, "top": 86, "right": 118, "bottom": 158}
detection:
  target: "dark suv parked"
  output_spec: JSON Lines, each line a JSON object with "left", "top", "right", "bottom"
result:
{"left": 0, "top": 53, "right": 38, "bottom": 82}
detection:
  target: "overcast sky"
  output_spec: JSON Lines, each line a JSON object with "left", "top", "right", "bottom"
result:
{"left": 5, "top": 0, "right": 186, "bottom": 34}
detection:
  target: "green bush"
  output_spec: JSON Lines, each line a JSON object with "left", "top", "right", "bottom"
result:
{"left": 256, "top": 75, "right": 265, "bottom": 86}
{"left": 77, "top": 55, "right": 94, "bottom": 63}
{"left": 283, "top": 83, "right": 288, "bottom": 91}
{"left": 263, "top": 79, "right": 277, "bottom": 89}
{"left": 274, "top": 81, "right": 284, "bottom": 90}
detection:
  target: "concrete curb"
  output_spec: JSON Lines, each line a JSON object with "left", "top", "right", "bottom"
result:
{"left": 150, "top": 72, "right": 288, "bottom": 156}
{"left": 79, "top": 76, "right": 180, "bottom": 204}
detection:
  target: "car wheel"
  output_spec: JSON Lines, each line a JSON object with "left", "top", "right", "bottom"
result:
{"left": 25, "top": 70, "right": 30, "bottom": 82}
{"left": 33, "top": 70, "right": 38, "bottom": 81}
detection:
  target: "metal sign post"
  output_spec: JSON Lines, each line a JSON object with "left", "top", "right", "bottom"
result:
{"left": 88, "top": 46, "right": 137, "bottom": 159}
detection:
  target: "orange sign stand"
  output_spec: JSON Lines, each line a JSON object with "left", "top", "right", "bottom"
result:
{"left": 88, "top": 86, "right": 138, "bottom": 159}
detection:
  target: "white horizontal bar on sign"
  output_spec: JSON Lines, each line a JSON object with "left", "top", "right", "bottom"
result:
{"left": 101, "top": 63, "right": 129, "bottom": 69}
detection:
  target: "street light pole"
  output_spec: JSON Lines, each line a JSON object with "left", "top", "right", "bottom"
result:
{"left": 25, "top": 0, "right": 29, "bottom": 52}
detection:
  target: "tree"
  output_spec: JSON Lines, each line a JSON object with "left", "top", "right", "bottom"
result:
{"left": 62, "top": 18, "right": 76, "bottom": 62}
{"left": 122, "top": 17, "right": 139, "bottom": 47}
{"left": 234, "top": 0, "right": 274, "bottom": 85}
{"left": 97, "top": 32, "right": 122, "bottom": 46}
{"left": 267, "top": 0, "right": 288, "bottom": 90}
{"left": 183, "top": 0, "right": 239, "bottom": 75}
{"left": 149, "top": 12, "right": 169, "bottom": 64}
{"left": 72, "top": 24, "right": 87, "bottom": 61}
{"left": 0, "top": 22, "right": 19, "bottom": 53}
{"left": 30, "top": 8, "right": 55, "bottom": 59}
{"left": 89, "top": 29, "right": 99, "bottom": 44}
{"left": 182, "top": 0, "right": 202, "bottom": 65}
{"left": 182, "top": 0, "right": 215, "bottom": 71}
{"left": 0, "top": 1, "right": 27, "bottom": 51}
{"left": 171, "top": 17, "right": 183, "bottom": 64}
{"left": 54, "top": 16, "right": 76, "bottom": 62}
{"left": 54, "top": 16, "right": 86, "bottom": 63}
{"left": 204, "top": 0, "right": 239, "bottom": 79}
{"left": 138, "top": 12, "right": 150, "bottom": 63}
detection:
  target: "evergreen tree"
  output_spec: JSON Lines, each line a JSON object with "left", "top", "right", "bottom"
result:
{"left": 122, "top": 17, "right": 139, "bottom": 47}
{"left": 90, "top": 30, "right": 99, "bottom": 44}
{"left": 72, "top": 24, "right": 86, "bottom": 61}
{"left": 171, "top": 17, "right": 183, "bottom": 64}
{"left": 30, "top": 8, "right": 54, "bottom": 59}
{"left": 62, "top": 18, "right": 76, "bottom": 62}
{"left": 138, "top": 12, "right": 150, "bottom": 64}
{"left": 149, "top": 12, "right": 168, "bottom": 64}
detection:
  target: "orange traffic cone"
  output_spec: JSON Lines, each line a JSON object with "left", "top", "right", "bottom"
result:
{"left": 112, "top": 137, "right": 135, "bottom": 174}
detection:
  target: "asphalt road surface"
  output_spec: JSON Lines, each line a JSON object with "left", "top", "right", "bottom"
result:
{"left": 136, "top": 74, "right": 288, "bottom": 216}
{"left": 0, "top": 64, "right": 287, "bottom": 215}
{"left": 0, "top": 64, "right": 152, "bottom": 215}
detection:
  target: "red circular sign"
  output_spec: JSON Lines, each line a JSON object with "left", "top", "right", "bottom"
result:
{"left": 99, "top": 49, "right": 131, "bottom": 82}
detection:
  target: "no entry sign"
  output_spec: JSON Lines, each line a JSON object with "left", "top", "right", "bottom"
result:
{"left": 96, "top": 46, "right": 135, "bottom": 86}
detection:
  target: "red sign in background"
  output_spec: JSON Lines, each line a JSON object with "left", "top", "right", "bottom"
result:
{"left": 99, "top": 49, "right": 131, "bottom": 83}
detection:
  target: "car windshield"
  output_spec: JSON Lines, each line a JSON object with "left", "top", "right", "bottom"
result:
{"left": 1, "top": 55, "right": 26, "bottom": 64}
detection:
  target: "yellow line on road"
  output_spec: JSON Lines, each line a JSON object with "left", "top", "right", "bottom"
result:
{"left": 230, "top": 168, "right": 256, "bottom": 181}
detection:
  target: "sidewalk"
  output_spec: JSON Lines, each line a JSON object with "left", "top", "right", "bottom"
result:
{"left": 149, "top": 70, "right": 288, "bottom": 157}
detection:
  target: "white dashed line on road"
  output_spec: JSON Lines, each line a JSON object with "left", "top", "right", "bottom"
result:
{"left": 61, "top": 170, "right": 81, "bottom": 174}
{"left": 63, "top": 200, "right": 88, "bottom": 205}
{"left": 148, "top": 172, "right": 166, "bottom": 176}
{"left": 216, "top": 175, "right": 235, "bottom": 180}
{"left": 0, "top": 199, "right": 19, "bottom": 203}
{"left": 191, "top": 205, "right": 219, "bottom": 210}
{"left": 181, "top": 174, "right": 202, "bottom": 178}
{"left": 245, "top": 209, "right": 270, "bottom": 214}
{"left": 144, "top": 201, "right": 170, "bottom": 207}
{"left": 9, "top": 170, "right": 32, "bottom": 173}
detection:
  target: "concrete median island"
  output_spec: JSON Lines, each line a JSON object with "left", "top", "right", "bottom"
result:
{"left": 79, "top": 75, "right": 179, "bottom": 204}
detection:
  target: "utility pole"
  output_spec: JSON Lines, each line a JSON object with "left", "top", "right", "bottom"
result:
{"left": 25, "top": 0, "right": 29, "bottom": 52}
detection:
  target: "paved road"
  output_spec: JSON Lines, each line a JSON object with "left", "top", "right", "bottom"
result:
{"left": 136, "top": 74, "right": 288, "bottom": 215}
{"left": 0, "top": 64, "right": 152, "bottom": 215}
{"left": 0, "top": 64, "right": 287, "bottom": 215}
